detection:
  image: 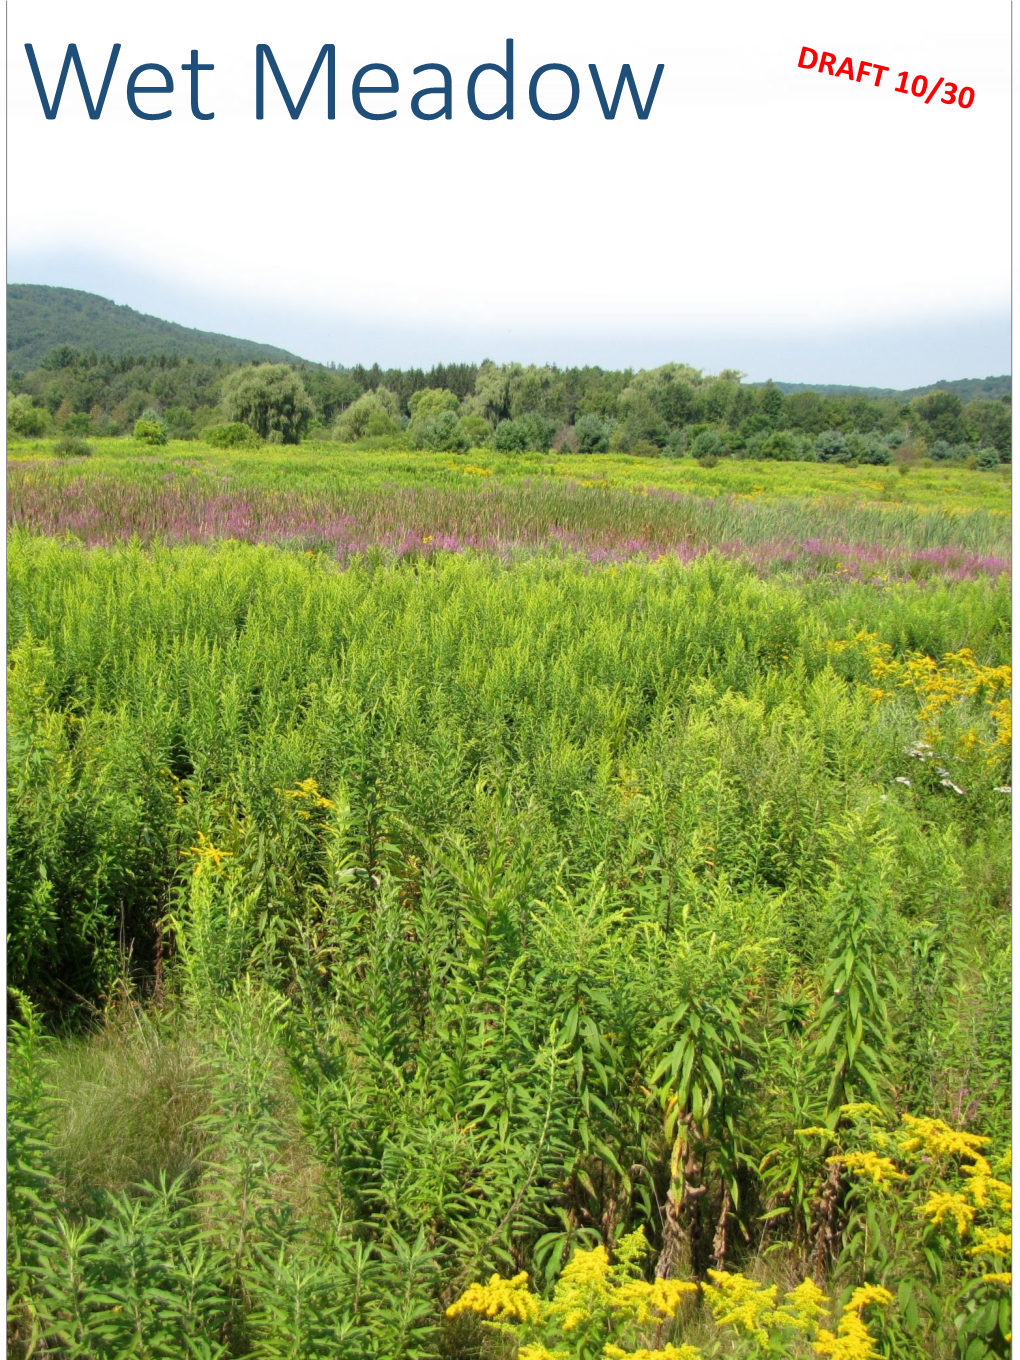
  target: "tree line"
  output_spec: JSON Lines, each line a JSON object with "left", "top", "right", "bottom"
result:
{"left": 7, "top": 347, "right": 1011, "bottom": 464}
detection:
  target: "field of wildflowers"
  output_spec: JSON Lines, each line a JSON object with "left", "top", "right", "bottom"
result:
{"left": 7, "top": 441, "right": 1011, "bottom": 582}
{"left": 6, "top": 439, "right": 1011, "bottom": 1358}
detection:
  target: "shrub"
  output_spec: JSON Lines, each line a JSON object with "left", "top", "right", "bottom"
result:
{"left": 855, "top": 435, "right": 893, "bottom": 466}
{"left": 333, "top": 389, "right": 402, "bottom": 443}
{"left": 929, "top": 439, "right": 957, "bottom": 462}
{"left": 975, "top": 446, "right": 1001, "bottom": 470}
{"left": 458, "top": 414, "right": 492, "bottom": 448}
{"left": 409, "top": 409, "right": 471, "bottom": 453}
{"left": 691, "top": 428, "right": 725, "bottom": 461}
{"left": 740, "top": 412, "right": 773, "bottom": 438}
{"left": 204, "top": 422, "right": 265, "bottom": 449}
{"left": 517, "top": 411, "right": 556, "bottom": 452}
{"left": 756, "top": 430, "right": 796, "bottom": 461}
{"left": 63, "top": 412, "right": 93, "bottom": 437}
{"left": 134, "top": 410, "right": 168, "bottom": 446}
{"left": 164, "top": 405, "right": 195, "bottom": 440}
{"left": 493, "top": 418, "right": 527, "bottom": 452}
{"left": 575, "top": 413, "right": 612, "bottom": 454}
{"left": 7, "top": 394, "right": 49, "bottom": 438}
{"left": 53, "top": 434, "right": 93, "bottom": 456}
{"left": 816, "top": 429, "right": 852, "bottom": 463}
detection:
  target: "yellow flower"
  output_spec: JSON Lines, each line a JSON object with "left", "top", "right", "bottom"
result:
{"left": 920, "top": 1191, "right": 977, "bottom": 1236}
{"left": 838, "top": 1103, "right": 886, "bottom": 1122}
{"left": 560, "top": 1245, "right": 611, "bottom": 1287}
{"left": 898, "top": 1115, "right": 993, "bottom": 1175}
{"left": 445, "top": 1271, "right": 539, "bottom": 1324}
{"left": 828, "top": 1151, "right": 906, "bottom": 1188}
{"left": 277, "top": 776, "right": 335, "bottom": 810}
{"left": 609, "top": 1277, "right": 697, "bottom": 1324}
{"left": 961, "top": 1167, "right": 1012, "bottom": 1213}
{"left": 702, "top": 1270, "right": 778, "bottom": 1347}
{"left": 968, "top": 1230, "right": 1011, "bottom": 1259}
{"left": 772, "top": 1278, "right": 830, "bottom": 1332}
{"left": 612, "top": 1227, "right": 651, "bottom": 1272}
{"left": 844, "top": 1286, "right": 893, "bottom": 1312}
{"left": 812, "top": 1285, "right": 891, "bottom": 1360}
{"left": 185, "top": 830, "right": 232, "bottom": 873}
{"left": 982, "top": 1272, "right": 1012, "bottom": 1287}
{"left": 519, "top": 1347, "right": 569, "bottom": 1360}
{"left": 544, "top": 1244, "right": 615, "bottom": 1330}
{"left": 796, "top": 1126, "right": 835, "bottom": 1140}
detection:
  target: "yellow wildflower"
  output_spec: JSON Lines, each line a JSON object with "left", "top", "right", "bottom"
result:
{"left": 844, "top": 1286, "right": 894, "bottom": 1311}
{"left": 445, "top": 1271, "right": 539, "bottom": 1324}
{"left": 772, "top": 1278, "right": 830, "bottom": 1331}
{"left": 813, "top": 1317, "right": 877, "bottom": 1360}
{"left": 609, "top": 1277, "right": 697, "bottom": 1324}
{"left": 546, "top": 1245, "right": 614, "bottom": 1330}
{"left": 828, "top": 1151, "right": 906, "bottom": 1188}
{"left": 982, "top": 1272, "right": 1012, "bottom": 1287}
{"left": 186, "top": 831, "right": 232, "bottom": 873}
{"left": 519, "top": 1347, "right": 569, "bottom": 1360}
{"left": 960, "top": 1167, "right": 1011, "bottom": 1213}
{"left": 920, "top": 1191, "right": 977, "bottom": 1236}
{"left": 612, "top": 1227, "right": 651, "bottom": 1272}
{"left": 277, "top": 777, "right": 335, "bottom": 810}
{"left": 898, "top": 1115, "right": 993, "bottom": 1175}
{"left": 560, "top": 1245, "right": 611, "bottom": 1287}
{"left": 812, "top": 1285, "right": 891, "bottom": 1360}
{"left": 838, "top": 1103, "right": 886, "bottom": 1122}
{"left": 968, "top": 1230, "right": 1011, "bottom": 1259}
{"left": 796, "top": 1127, "right": 834, "bottom": 1140}
{"left": 702, "top": 1270, "right": 778, "bottom": 1347}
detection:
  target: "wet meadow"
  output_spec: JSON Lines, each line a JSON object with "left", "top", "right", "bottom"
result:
{"left": 6, "top": 439, "right": 1012, "bottom": 1358}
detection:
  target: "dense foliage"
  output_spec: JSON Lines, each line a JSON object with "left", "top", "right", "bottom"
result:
{"left": 7, "top": 346, "right": 1012, "bottom": 466}
{"left": 7, "top": 475, "right": 1011, "bottom": 1358}
{"left": 7, "top": 285, "right": 303, "bottom": 371}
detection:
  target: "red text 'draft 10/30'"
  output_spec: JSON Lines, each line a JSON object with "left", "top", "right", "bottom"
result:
{"left": 797, "top": 47, "right": 974, "bottom": 107}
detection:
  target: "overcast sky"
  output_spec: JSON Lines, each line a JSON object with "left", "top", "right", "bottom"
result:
{"left": 7, "top": 0, "right": 1011, "bottom": 385}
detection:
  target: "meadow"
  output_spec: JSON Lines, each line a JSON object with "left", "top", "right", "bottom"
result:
{"left": 6, "top": 440, "right": 1012, "bottom": 1359}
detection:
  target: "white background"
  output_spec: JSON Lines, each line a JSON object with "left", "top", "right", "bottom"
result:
{"left": 6, "top": 0, "right": 1012, "bottom": 383}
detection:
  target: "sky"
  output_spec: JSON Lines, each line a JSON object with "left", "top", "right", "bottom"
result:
{"left": 7, "top": 0, "right": 1011, "bottom": 386}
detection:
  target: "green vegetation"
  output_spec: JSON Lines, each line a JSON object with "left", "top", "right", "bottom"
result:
{"left": 7, "top": 451, "right": 1011, "bottom": 1356}
{"left": 5, "top": 288, "right": 1011, "bottom": 467}
{"left": 756, "top": 376, "right": 1011, "bottom": 403}
{"left": 7, "top": 285, "right": 304, "bottom": 371}
{"left": 5, "top": 272, "right": 1012, "bottom": 1359}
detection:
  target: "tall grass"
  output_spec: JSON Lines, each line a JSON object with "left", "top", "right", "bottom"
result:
{"left": 7, "top": 533, "right": 1010, "bottom": 1356}
{"left": 7, "top": 443, "right": 1012, "bottom": 576}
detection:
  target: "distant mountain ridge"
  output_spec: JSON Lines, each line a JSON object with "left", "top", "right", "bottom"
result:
{"left": 7, "top": 285, "right": 309, "bottom": 371}
{"left": 6, "top": 285, "right": 1011, "bottom": 404}
{"left": 751, "top": 376, "right": 1011, "bottom": 403}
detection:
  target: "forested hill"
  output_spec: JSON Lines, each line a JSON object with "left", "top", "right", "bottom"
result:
{"left": 7, "top": 284, "right": 1010, "bottom": 408}
{"left": 757, "top": 376, "right": 1011, "bottom": 402}
{"left": 7, "top": 285, "right": 308, "bottom": 371}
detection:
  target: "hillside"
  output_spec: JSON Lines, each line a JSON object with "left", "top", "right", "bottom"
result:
{"left": 754, "top": 376, "right": 1011, "bottom": 402}
{"left": 7, "top": 285, "right": 310, "bottom": 371}
{"left": 7, "top": 285, "right": 1010, "bottom": 410}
